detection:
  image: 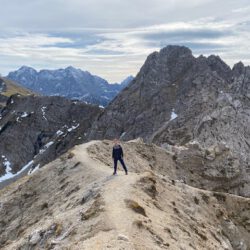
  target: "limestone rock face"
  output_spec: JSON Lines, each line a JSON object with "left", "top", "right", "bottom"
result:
{"left": 163, "top": 141, "right": 249, "bottom": 196}
{"left": 88, "top": 45, "right": 250, "bottom": 197}
{"left": 88, "top": 46, "right": 196, "bottom": 141}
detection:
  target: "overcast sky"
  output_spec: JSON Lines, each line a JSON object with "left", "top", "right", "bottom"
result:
{"left": 0, "top": 0, "right": 250, "bottom": 82}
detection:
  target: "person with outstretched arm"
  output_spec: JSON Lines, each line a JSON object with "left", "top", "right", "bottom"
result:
{"left": 112, "top": 139, "right": 128, "bottom": 175}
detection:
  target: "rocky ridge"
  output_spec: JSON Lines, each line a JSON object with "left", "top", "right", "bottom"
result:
{"left": 88, "top": 45, "right": 250, "bottom": 197}
{"left": 0, "top": 140, "right": 249, "bottom": 250}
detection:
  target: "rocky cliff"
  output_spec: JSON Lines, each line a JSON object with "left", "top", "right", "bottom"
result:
{"left": 88, "top": 45, "right": 250, "bottom": 197}
{"left": 0, "top": 95, "right": 101, "bottom": 187}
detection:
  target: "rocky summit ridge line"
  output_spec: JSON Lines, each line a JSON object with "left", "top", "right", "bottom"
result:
{"left": 88, "top": 45, "right": 250, "bottom": 197}
{"left": 6, "top": 66, "right": 133, "bottom": 107}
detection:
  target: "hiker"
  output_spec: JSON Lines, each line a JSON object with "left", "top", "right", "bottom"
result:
{"left": 112, "top": 139, "right": 128, "bottom": 175}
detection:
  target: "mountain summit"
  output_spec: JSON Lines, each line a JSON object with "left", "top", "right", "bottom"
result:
{"left": 88, "top": 45, "right": 250, "bottom": 197}
{"left": 7, "top": 67, "right": 132, "bottom": 106}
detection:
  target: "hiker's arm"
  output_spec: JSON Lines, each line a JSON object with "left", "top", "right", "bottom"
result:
{"left": 112, "top": 148, "right": 114, "bottom": 158}
{"left": 121, "top": 147, "right": 124, "bottom": 158}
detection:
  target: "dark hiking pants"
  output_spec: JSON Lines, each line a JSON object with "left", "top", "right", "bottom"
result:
{"left": 113, "top": 157, "right": 127, "bottom": 174}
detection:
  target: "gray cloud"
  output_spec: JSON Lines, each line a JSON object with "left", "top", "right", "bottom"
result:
{"left": 1, "top": 0, "right": 248, "bottom": 30}
{"left": 0, "top": 0, "right": 250, "bottom": 82}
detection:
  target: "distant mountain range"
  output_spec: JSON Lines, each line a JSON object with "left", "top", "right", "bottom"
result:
{"left": 6, "top": 66, "right": 134, "bottom": 106}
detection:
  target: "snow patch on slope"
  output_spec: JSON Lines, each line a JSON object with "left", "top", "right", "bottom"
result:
{"left": 0, "top": 160, "right": 34, "bottom": 183}
{"left": 21, "top": 112, "right": 29, "bottom": 118}
{"left": 41, "top": 106, "right": 47, "bottom": 120}
{"left": 28, "top": 164, "right": 40, "bottom": 175}
{"left": 170, "top": 109, "right": 178, "bottom": 121}
{"left": 68, "top": 124, "right": 79, "bottom": 132}
{"left": 39, "top": 141, "right": 54, "bottom": 154}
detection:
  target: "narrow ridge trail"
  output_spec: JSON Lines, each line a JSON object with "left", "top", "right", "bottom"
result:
{"left": 1, "top": 140, "right": 249, "bottom": 249}
{"left": 73, "top": 141, "right": 141, "bottom": 249}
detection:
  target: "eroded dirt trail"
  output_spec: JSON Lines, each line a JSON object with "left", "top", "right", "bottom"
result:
{"left": 73, "top": 141, "right": 140, "bottom": 249}
{"left": 1, "top": 140, "right": 249, "bottom": 250}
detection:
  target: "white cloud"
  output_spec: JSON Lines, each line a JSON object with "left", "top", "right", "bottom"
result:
{"left": 0, "top": 34, "right": 74, "bottom": 57}
{"left": 0, "top": 0, "right": 250, "bottom": 81}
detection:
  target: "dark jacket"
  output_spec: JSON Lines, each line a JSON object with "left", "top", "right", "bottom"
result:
{"left": 112, "top": 144, "right": 123, "bottom": 159}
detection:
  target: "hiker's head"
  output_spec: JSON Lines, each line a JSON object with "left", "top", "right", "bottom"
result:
{"left": 113, "top": 138, "right": 119, "bottom": 145}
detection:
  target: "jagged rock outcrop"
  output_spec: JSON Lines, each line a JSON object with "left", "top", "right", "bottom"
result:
{"left": 0, "top": 94, "right": 101, "bottom": 187}
{"left": 88, "top": 45, "right": 250, "bottom": 197}
{"left": 88, "top": 46, "right": 197, "bottom": 140}
{"left": 0, "top": 140, "right": 249, "bottom": 249}
{"left": 7, "top": 66, "right": 132, "bottom": 107}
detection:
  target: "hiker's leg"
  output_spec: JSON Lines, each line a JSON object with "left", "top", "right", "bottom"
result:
{"left": 119, "top": 157, "right": 128, "bottom": 173}
{"left": 113, "top": 158, "right": 118, "bottom": 174}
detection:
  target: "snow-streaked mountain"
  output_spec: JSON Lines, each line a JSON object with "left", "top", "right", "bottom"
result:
{"left": 7, "top": 66, "right": 133, "bottom": 106}
{"left": 0, "top": 94, "right": 101, "bottom": 187}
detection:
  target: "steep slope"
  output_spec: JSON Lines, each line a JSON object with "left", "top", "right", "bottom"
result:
{"left": 7, "top": 66, "right": 132, "bottom": 107}
{"left": 0, "top": 95, "right": 101, "bottom": 187}
{"left": 88, "top": 45, "right": 250, "bottom": 197}
{"left": 0, "top": 140, "right": 249, "bottom": 249}
{"left": 0, "top": 76, "right": 34, "bottom": 98}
